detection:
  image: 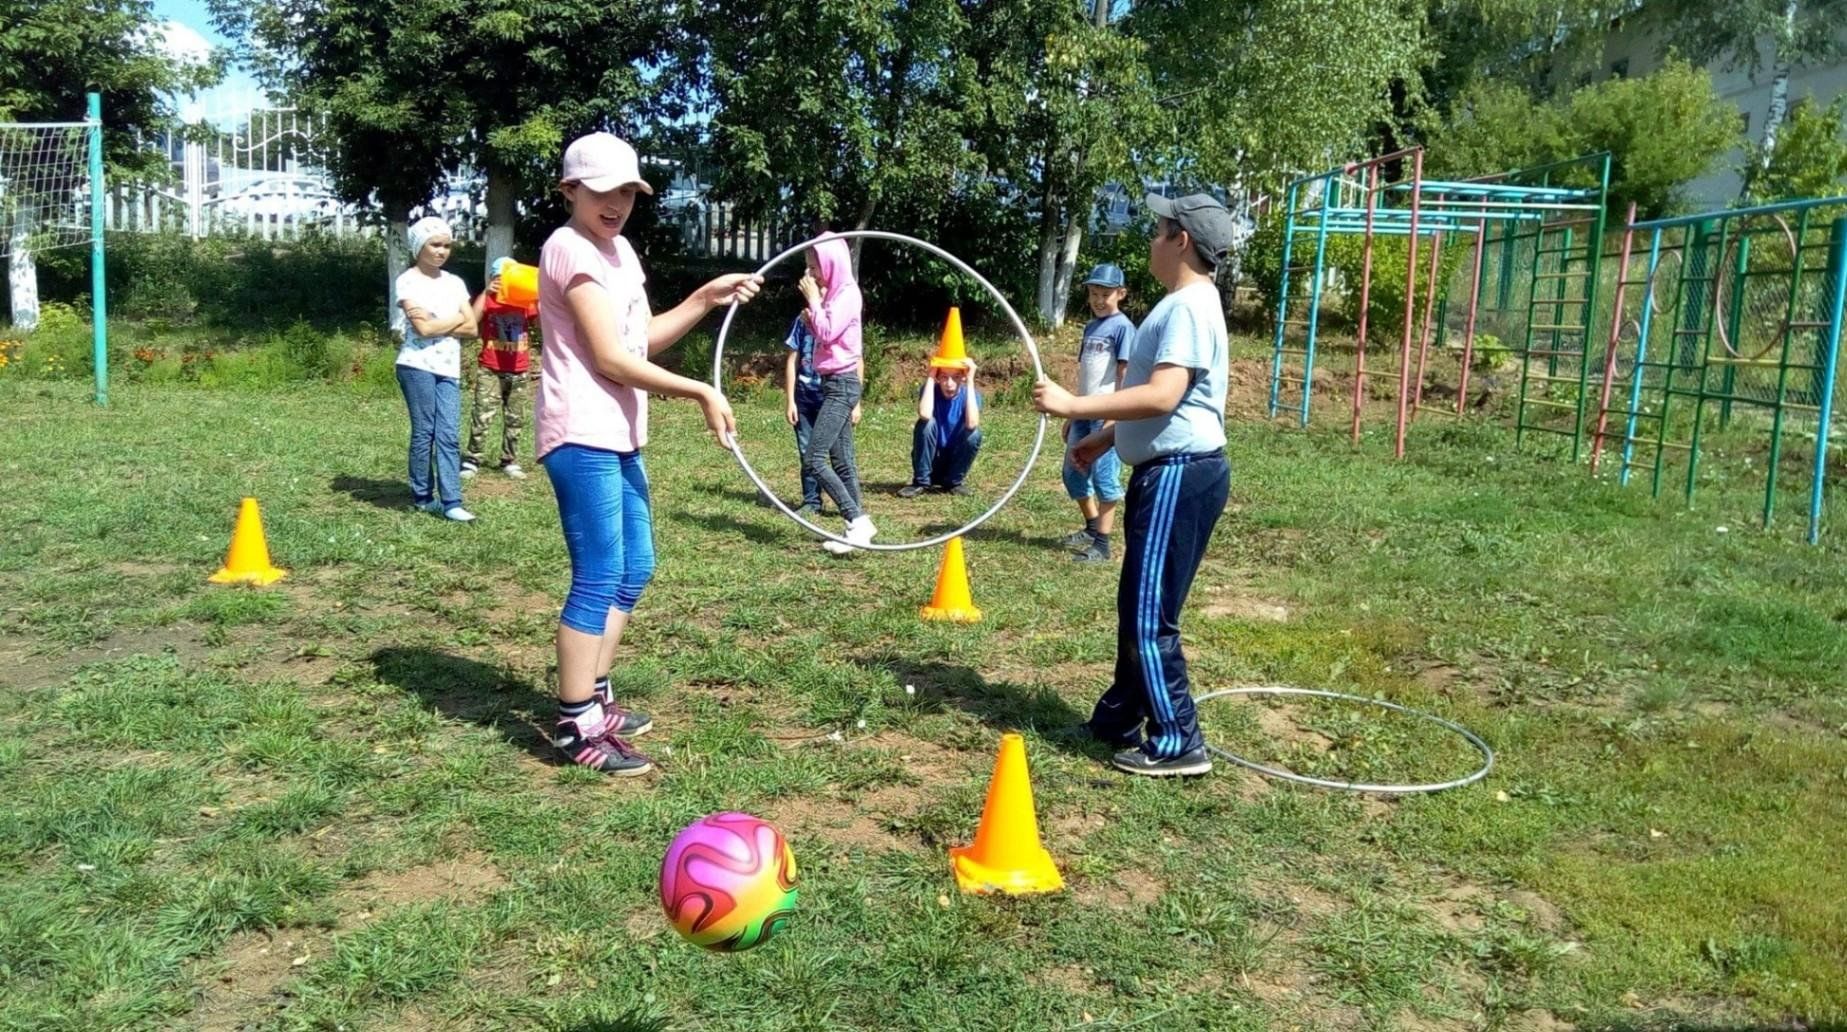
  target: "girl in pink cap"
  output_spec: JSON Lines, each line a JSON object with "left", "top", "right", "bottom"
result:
{"left": 537, "top": 131, "right": 761, "bottom": 775}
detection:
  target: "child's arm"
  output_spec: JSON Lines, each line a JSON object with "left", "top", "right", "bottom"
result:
{"left": 453, "top": 300, "right": 479, "bottom": 340}
{"left": 647, "top": 275, "right": 762, "bottom": 355}
{"left": 785, "top": 350, "right": 800, "bottom": 425}
{"left": 917, "top": 376, "right": 935, "bottom": 421}
{"left": 401, "top": 301, "right": 468, "bottom": 338}
{"left": 963, "top": 361, "right": 981, "bottom": 430}
{"left": 568, "top": 279, "right": 735, "bottom": 444}
{"left": 851, "top": 355, "right": 864, "bottom": 425}
{"left": 1034, "top": 364, "right": 1190, "bottom": 421}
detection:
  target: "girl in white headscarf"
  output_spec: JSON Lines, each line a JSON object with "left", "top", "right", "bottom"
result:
{"left": 395, "top": 216, "right": 478, "bottom": 521}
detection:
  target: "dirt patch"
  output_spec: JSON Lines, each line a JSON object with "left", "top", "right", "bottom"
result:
{"left": 0, "top": 624, "right": 209, "bottom": 690}
{"left": 1504, "top": 1010, "right": 1576, "bottom": 1032}
{"left": 769, "top": 795, "right": 906, "bottom": 856}
{"left": 1505, "top": 888, "right": 1567, "bottom": 935}
{"left": 336, "top": 853, "right": 507, "bottom": 915}
{"left": 190, "top": 927, "right": 325, "bottom": 1032}
{"left": 1076, "top": 866, "right": 1166, "bottom": 909}
{"left": 1252, "top": 704, "right": 1336, "bottom": 754}
{"left": 1030, "top": 964, "right": 1099, "bottom": 997}
{"left": 1424, "top": 878, "right": 1490, "bottom": 934}
{"left": 1201, "top": 595, "right": 1291, "bottom": 623}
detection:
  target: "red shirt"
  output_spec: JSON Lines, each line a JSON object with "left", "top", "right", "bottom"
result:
{"left": 478, "top": 295, "right": 536, "bottom": 374}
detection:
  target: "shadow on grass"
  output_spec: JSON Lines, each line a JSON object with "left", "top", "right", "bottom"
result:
{"left": 850, "top": 653, "right": 1106, "bottom": 761}
{"left": 917, "top": 519, "right": 1068, "bottom": 552}
{"left": 553, "top": 1014, "right": 669, "bottom": 1032}
{"left": 369, "top": 645, "right": 554, "bottom": 765}
{"left": 668, "top": 508, "right": 784, "bottom": 546}
{"left": 331, "top": 474, "right": 411, "bottom": 512}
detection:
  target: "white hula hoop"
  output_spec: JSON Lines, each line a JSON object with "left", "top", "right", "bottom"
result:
{"left": 1196, "top": 686, "right": 1495, "bottom": 794}
{"left": 712, "top": 230, "right": 1048, "bottom": 552}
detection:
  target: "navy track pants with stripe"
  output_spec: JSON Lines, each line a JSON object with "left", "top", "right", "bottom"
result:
{"left": 1090, "top": 450, "right": 1229, "bottom": 760}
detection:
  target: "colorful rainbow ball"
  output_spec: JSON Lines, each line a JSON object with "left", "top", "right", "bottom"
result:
{"left": 659, "top": 812, "right": 798, "bottom": 951}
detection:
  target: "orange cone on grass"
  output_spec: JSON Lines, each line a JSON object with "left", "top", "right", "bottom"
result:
{"left": 209, "top": 497, "right": 287, "bottom": 586}
{"left": 928, "top": 307, "right": 970, "bottom": 368}
{"left": 950, "top": 733, "right": 1064, "bottom": 895}
{"left": 919, "top": 536, "right": 982, "bottom": 622}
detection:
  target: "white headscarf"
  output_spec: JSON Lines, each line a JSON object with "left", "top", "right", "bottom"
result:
{"left": 406, "top": 216, "right": 453, "bottom": 262}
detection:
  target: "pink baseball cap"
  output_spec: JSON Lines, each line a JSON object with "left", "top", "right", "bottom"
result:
{"left": 560, "top": 132, "right": 654, "bottom": 194}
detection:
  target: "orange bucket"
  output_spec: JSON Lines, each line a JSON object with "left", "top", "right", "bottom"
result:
{"left": 496, "top": 260, "right": 540, "bottom": 307}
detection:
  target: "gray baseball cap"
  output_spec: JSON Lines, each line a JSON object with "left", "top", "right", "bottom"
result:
{"left": 1146, "top": 193, "right": 1236, "bottom": 268}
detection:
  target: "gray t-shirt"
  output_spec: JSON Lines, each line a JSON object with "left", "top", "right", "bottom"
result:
{"left": 1113, "top": 282, "right": 1228, "bottom": 467}
{"left": 1077, "top": 312, "right": 1134, "bottom": 396}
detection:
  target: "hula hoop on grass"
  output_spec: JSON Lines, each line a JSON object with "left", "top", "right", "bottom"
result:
{"left": 712, "top": 230, "right": 1048, "bottom": 552}
{"left": 1196, "top": 685, "right": 1494, "bottom": 795}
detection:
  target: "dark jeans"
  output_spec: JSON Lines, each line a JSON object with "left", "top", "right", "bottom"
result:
{"left": 1088, "top": 451, "right": 1230, "bottom": 760}
{"left": 396, "top": 365, "right": 462, "bottom": 508}
{"left": 910, "top": 420, "right": 983, "bottom": 488}
{"left": 791, "top": 396, "right": 825, "bottom": 508}
{"left": 802, "top": 373, "right": 864, "bottom": 520}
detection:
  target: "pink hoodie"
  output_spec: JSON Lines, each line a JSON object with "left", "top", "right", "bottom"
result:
{"left": 805, "top": 234, "right": 863, "bottom": 375}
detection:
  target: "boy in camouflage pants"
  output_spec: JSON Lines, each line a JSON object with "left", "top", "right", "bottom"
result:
{"left": 464, "top": 257, "right": 537, "bottom": 479}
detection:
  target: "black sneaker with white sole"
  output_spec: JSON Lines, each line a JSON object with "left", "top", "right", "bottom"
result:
{"left": 1111, "top": 746, "right": 1213, "bottom": 778}
{"left": 592, "top": 683, "right": 654, "bottom": 737}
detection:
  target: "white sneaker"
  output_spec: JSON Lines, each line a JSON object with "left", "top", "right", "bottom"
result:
{"left": 503, "top": 463, "right": 526, "bottom": 479}
{"left": 460, "top": 463, "right": 479, "bottom": 480}
{"left": 822, "top": 515, "right": 876, "bottom": 555}
{"left": 443, "top": 506, "right": 477, "bottom": 522}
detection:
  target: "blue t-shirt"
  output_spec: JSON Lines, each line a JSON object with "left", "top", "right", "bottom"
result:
{"left": 1113, "top": 282, "right": 1228, "bottom": 466}
{"left": 931, "top": 383, "right": 979, "bottom": 447}
{"left": 785, "top": 316, "right": 822, "bottom": 408}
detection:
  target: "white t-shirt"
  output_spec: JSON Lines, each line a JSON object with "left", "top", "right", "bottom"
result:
{"left": 394, "top": 268, "right": 472, "bottom": 379}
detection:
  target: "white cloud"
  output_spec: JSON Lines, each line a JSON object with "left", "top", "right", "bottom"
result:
{"left": 156, "top": 20, "right": 213, "bottom": 65}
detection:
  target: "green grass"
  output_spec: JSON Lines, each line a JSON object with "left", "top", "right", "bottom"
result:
{"left": 0, "top": 337, "right": 1843, "bottom": 1030}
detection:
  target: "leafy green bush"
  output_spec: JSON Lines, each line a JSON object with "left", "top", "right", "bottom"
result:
{"left": 1428, "top": 59, "right": 1737, "bottom": 218}
{"left": 1745, "top": 96, "right": 1847, "bottom": 203}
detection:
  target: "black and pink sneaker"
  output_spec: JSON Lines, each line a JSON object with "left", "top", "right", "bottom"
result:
{"left": 593, "top": 683, "right": 654, "bottom": 737}
{"left": 554, "top": 718, "right": 652, "bottom": 776}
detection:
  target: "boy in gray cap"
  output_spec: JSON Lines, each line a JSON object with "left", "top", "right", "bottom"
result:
{"left": 1033, "top": 194, "right": 1234, "bottom": 777}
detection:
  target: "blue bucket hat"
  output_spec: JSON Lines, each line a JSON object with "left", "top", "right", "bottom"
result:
{"left": 1082, "top": 263, "right": 1126, "bottom": 289}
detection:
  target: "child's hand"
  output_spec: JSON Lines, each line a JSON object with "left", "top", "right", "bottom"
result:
{"left": 786, "top": 400, "right": 799, "bottom": 426}
{"left": 797, "top": 274, "right": 822, "bottom": 306}
{"left": 704, "top": 274, "right": 763, "bottom": 308}
{"left": 1032, "top": 377, "right": 1075, "bottom": 417}
{"left": 699, "top": 386, "right": 737, "bottom": 446}
{"left": 1070, "top": 429, "right": 1110, "bottom": 473}
{"left": 487, "top": 275, "right": 502, "bottom": 297}
{"left": 963, "top": 358, "right": 977, "bottom": 378}
{"left": 850, "top": 403, "right": 862, "bottom": 426}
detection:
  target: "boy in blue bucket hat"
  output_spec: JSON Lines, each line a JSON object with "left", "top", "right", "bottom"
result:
{"left": 1060, "top": 262, "right": 1136, "bottom": 563}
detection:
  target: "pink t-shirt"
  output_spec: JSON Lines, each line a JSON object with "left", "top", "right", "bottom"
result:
{"left": 535, "top": 226, "right": 653, "bottom": 459}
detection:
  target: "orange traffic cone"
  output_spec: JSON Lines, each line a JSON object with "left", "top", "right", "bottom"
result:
{"left": 209, "top": 497, "right": 287, "bottom": 586}
{"left": 920, "top": 536, "right": 982, "bottom": 622}
{"left": 950, "top": 733, "right": 1064, "bottom": 895}
{"left": 928, "top": 307, "right": 970, "bottom": 368}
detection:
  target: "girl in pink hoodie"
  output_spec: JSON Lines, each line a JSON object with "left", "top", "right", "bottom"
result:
{"left": 796, "top": 234, "right": 876, "bottom": 553}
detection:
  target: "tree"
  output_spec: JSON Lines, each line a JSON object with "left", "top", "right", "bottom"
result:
{"left": 1428, "top": 59, "right": 1737, "bottom": 217}
{"left": 964, "top": 0, "right": 1158, "bottom": 326}
{"left": 1, "top": 0, "right": 219, "bottom": 328}
{"left": 682, "top": 0, "right": 981, "bottom": 263}
{"left": 216, "top": 0, "right": 670, "bottom": 316}
{"left": 1743, "top": 94, "right": 1847, "bottom": 202}
{"left": 1656, "top": 0, "right": 1847, "bottom": 198}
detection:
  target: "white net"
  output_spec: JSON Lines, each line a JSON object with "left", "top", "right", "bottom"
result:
{"left": 0, "top": 122, "right": 93, "bottom": 257}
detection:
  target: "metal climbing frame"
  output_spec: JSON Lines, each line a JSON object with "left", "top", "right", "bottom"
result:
{"left": 1268, "top": 150, "right": 1608, "bottom": 458}
{"left": 1444, "top": 155, "right": 1613, "bottom": 461}
{"left": 1268, "top": 148, "right": 1428, "bottom": 456}
{"left": 1600, "top": 198, "right": 1847, "bottom": 543}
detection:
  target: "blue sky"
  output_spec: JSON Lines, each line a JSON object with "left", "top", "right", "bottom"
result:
{"left": 152, "top": 0, "right": 263, "bottom": 104}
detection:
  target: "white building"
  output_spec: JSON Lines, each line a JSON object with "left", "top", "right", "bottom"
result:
{"left": 1597, "top": 6, "right": 1847, "bottom": 206}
